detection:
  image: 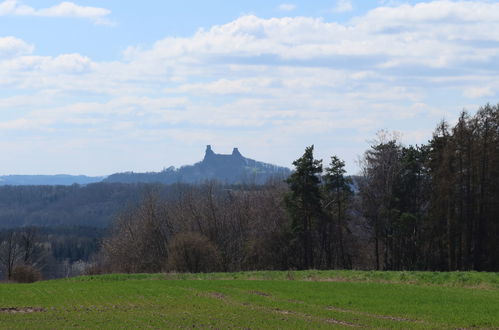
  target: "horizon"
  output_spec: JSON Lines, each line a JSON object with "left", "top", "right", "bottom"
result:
{"left": 1, "top": 0, "right": 498, "bottom": 176}
{"left": 0, "top": 144, "right": 292, "bottom": 177}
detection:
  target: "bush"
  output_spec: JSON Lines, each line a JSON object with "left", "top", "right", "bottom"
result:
{"left": 11, "top": 265, "right": 42, "bottom": 283}
{"left": 83, "top": 263, "right": 105, "bottom": 276}
{"left": 167, "top": 232, "right": 221, "bottom": 273}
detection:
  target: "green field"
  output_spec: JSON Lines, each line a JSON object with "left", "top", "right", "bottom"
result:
{"left": 1, "top": 271, "right": 498, "bottom": 329}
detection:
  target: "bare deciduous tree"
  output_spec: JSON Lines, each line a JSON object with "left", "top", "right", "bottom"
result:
{"left": 0, "top": 231, "right": 22, "bottom": 280}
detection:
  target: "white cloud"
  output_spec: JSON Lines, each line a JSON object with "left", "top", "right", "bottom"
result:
{"left": 278, "top": 3, "right": 296, "bottom": 12}
{"left": 121, "top": 2, "right": 499, "bottom": 68}
{"left": 333, "top": 0, "right": 353, "bottom": 13}
{"left": 0, "top": 36, "right": 33, "bottom": 58}
{"left": 362, "top": 0, "right": 499, "bottom": 24}
{"left": 464, "top": 87, "right": 495, "bottom": 99}
{"left": 41, "top": 53, "right": 94, "bottom": 73}
{"left": 0, "top": 53, "right": 95, "bottom": 87}
{"left": 5, "top": 2, "right": 499, "bottom": 96}
{"left": 3, "top": 1, "right": 499, "bottom": 174}
{"left": 0, "top": 0, "right": 112, "bottom": 25}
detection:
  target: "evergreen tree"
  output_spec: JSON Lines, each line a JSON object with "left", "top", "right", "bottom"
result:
{"left": 392, "top": 145, "right": 430, "bottom": 270}
{"left": 359, "top": 132, "right": 402, "bottom": 270}
{"left": 285, "top": 146, "right": 323, "bottom": 270}
{"left": 323, "top": 156, "right": 353, "bottom": 269}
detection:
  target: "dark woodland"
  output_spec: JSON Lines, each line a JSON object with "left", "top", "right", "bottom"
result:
{"left": 1, "top": 104, "right": 498, "bottom": 280}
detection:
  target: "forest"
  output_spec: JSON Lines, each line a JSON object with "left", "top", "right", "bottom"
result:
{"left": 1, "top": 103, "right": 498, "bottom": 281}
{"left": 92, "top": 103, "right": 499, "bottom": 275}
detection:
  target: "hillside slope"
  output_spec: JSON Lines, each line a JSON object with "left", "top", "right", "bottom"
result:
{"left": 105, "top": 145, "right": 291, "bottom": 184}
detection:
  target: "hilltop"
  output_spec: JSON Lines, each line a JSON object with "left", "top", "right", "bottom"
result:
{"left": 104, "top": 145, "right": 291, "bottom": 185}
{"left": 0, "top": 175, "right": 103, "bottom": 186}
{"left": 0, "top": 146, "right": 290, "bottom": 186}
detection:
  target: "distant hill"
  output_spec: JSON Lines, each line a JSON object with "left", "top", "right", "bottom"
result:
{"left": 0, "top": 175, "right": 103, "bottom": 186}
{"left": 104, "top": 145, "right": 291, "bottom": 184}
{"left": 0, "top": 183, "right": 148, "bottom": 228}
{"left": 0, "top": 146, "right": 290, "bottom": 186}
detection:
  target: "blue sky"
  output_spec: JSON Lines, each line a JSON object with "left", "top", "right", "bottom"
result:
{"left": 1, "top": 0, "right": 498, "bottom": 175}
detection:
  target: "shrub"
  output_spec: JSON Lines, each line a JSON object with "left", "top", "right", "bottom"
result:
{"left": 83, "top": 263, "right": 105, "bottom": 276}
{"left": 11, "top": 265, "right": 42, "bottom": 283}
{"left": 167, "top": 232, "right": 221, "bottom": 273}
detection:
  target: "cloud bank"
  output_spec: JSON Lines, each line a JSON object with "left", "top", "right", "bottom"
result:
{"left": 0, "top": 36, "right": 33, "bottom": 57}
{"left": 1, "top": 1, "right": 499, "bottom": 174}
{"left": 0, "top": 0, "right": 112, "bottom": 25}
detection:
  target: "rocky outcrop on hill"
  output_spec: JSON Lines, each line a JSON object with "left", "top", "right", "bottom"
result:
{"left": 104, "top": 145, "right": 290, "bottom": 184}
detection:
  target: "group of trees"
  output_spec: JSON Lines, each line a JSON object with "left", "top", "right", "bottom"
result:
{"left": 0, "top": 228, "right": 43, "bottom": 281}
{"left": 285, "top": 147, "right": 353, "bottom": 270}
{"left": 430, "top": 106, "right": 499, "bottom": 271}
{"left": 94, "top": 183, "right": 295, "bottom": 273}
{"left": 358, "top": 104, "right": 499, "bottom": 271}
{"left": 3, "top": 103, "right": 498, "bottom": 278}
{"left": 93, "top": 148, "right": 357, "bottom": 274}
{"left": 0, "top": 183, "right": 148, "bottom": 228}
{"left": 0, "top": 226, "right": 105, "bottom": 281}
{"left": 95, "top": 103, "right": 499, "bottom": 274}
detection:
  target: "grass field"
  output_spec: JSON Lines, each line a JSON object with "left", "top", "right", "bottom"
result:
{"left": 1, "top": 270, "right": 498, "bottom": 329}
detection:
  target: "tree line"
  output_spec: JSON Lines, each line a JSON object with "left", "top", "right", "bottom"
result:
{"left": 2, "top": 103, "right": 498, "bottom": 279}
{"left": 0, "top": 226, "right": 105, "bottom": 281}
{"left": 0, "top": 183, "right": 148, "bottom": 228}
{"left": 360, "top": 104, "right": 498, "bottom": 271}
{"left": 94, "top": 103, "right": 498, "bottom": 274}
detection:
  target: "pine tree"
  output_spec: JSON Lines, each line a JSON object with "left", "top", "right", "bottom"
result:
{"left": 359, "top": 131, "right": 402, "bottom": 270}
{"left": 285, "top": 146, "right": 323, "bottom": 270}
{"left": 323, "top": 156, "right": 352, "bottom": 269}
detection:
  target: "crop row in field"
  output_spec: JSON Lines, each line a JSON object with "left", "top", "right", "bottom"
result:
{"left": 1, "top": 271, "right": 498, "bottom": 328}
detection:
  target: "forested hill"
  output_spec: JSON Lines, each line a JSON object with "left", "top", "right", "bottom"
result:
{"left": 0, "top": 146, "right": 290, "bottom": 186}
{"left": 104, "top": 145, "right": 291, "bottom": 184}
{"left": 0, "top": 175, "right": 103, "bottom": 186}
{"left": 0, "top": 183, "right": 146, "bottom": 228}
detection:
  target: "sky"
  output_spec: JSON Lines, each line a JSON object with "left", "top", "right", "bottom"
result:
{"left": 1, "top": 0, "right": 498, "bottom": 175}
